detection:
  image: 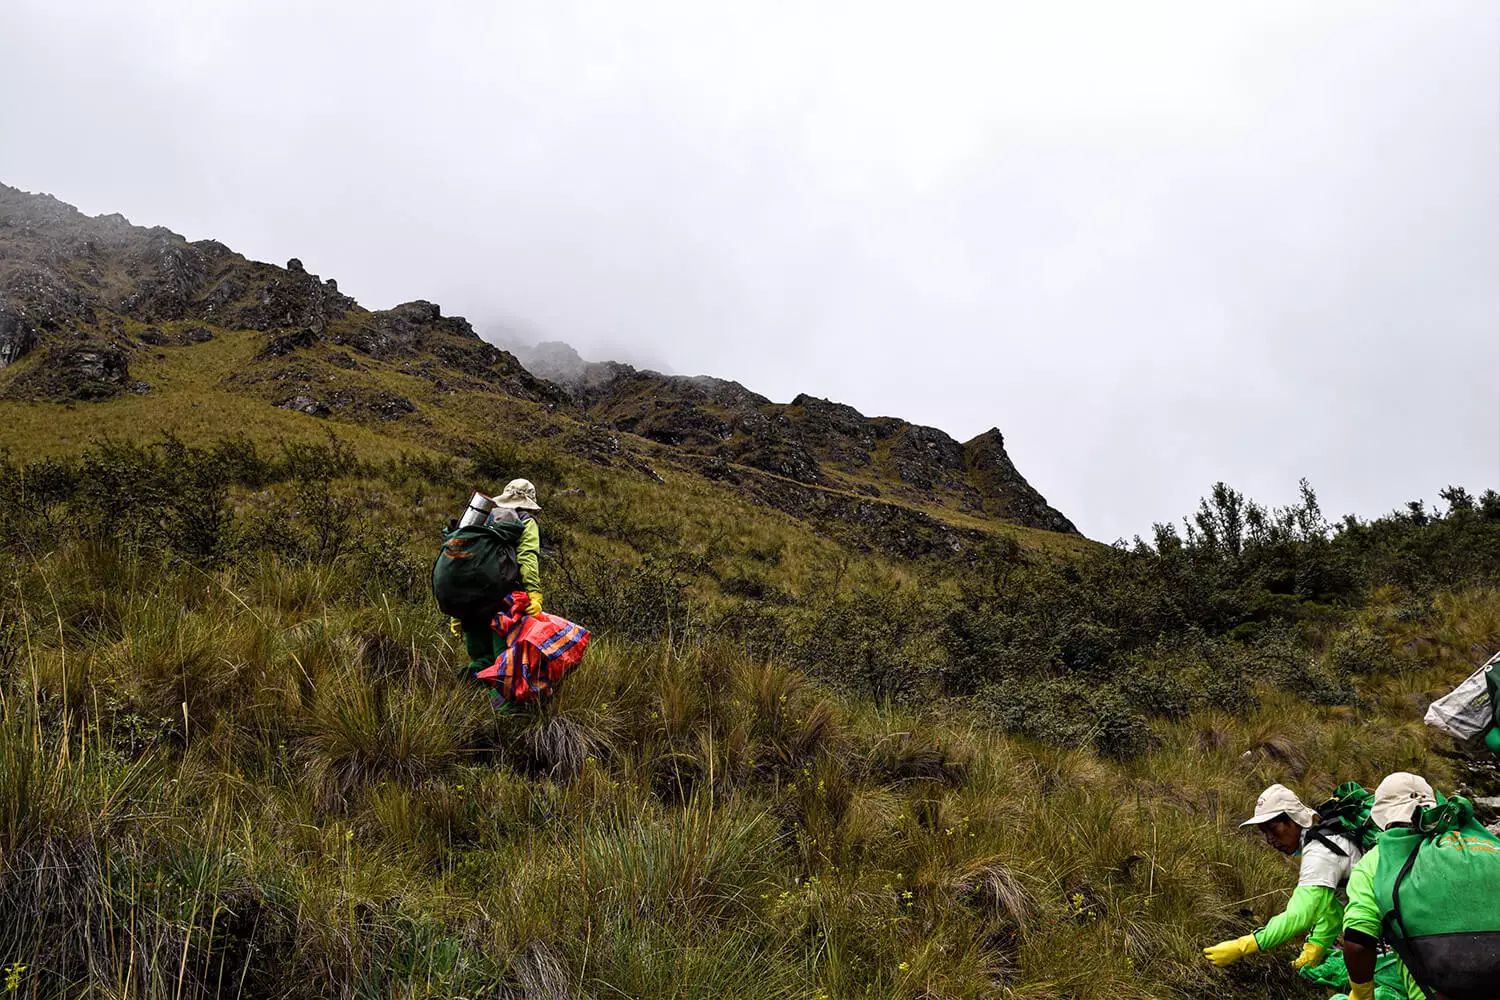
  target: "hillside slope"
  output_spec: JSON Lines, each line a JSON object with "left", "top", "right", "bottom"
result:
{"left": 1, "top": 183, "right": 1498, "bottom": 1000}
{"left": 0, "top": 182, "right": 1077, "bottom": 552}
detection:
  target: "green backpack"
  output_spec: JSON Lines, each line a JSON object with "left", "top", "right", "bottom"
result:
{"left": 1303, "top": 780, "right": 1379, "bottom": 857}
{"left": 1375, "top": 795, "right": 1500, "bottom": 1000}
{"left": 431, "top": 521, "right": 525, "bottom": 623}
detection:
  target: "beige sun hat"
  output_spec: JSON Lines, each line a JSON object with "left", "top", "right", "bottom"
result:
{"left": 1370, "top": 772, "right": 1436, "bottom": 830}
{"left": 491, "top": 478, "right": 540, "bottom": 511}
{"left": 1239, "top": 783, "right": 1317, "bottom": 829}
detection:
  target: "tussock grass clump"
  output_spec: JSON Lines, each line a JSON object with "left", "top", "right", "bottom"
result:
{"left": 300, "top": 671, "right": 482, "bottom": 810}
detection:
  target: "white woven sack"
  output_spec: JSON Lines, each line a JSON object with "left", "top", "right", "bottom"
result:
{"left": 1424, "top": 652, "right": 1498, "bottom": 740}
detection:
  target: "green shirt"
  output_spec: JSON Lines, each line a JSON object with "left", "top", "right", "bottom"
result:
{"left": 1343, "top": 846, "right": 1424, "bottom": 1000}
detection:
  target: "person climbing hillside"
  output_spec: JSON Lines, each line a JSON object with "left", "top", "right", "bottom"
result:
{"left": 1204, "top": 782, "right": 1371, "bottom": 972}
{"left": 488, "top": 478, "right": 544, "bottom": 617}
{"left": 434, "top": 478, "right": 544, "bottom": 675}
{"left": 433, "top": 478, "right": 588, "bottom": 711}
{"left": 1339, "top": 772, "right": 1500, "bottom": 1000}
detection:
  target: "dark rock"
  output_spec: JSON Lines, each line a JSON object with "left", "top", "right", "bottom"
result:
{"left": 276, "top": 393, "right": 329, "bottom": 417}
{"left": 789, "top": 393, "right": 878, "bottom": 468}
{"left": 890, "top": 425, "right": 966, "bottom": 490}
{"left": 287, "top": 258, "right": 304, "bottom": 273}
{"left": 964, "top": 428, "right": 1078, "bottom": 534}
{"left": 190, "top": 239, "right": 233, "bottom": 261}
{"left": 330, "top": 300, "right": 469, "bottom": 358}
{"left": 0, "top": 306, "right": 39, "bottom": 367}
{"left": 139, "top": 324, "right": 214, "bottom": 347}
{"left": 1, "top": 342, "right": 132, "bottom": 401}
{"left": 128, "top": 381, "right": 151, "bottom": 395}
{"left": 730, "top": 436, "right": 821, "bottom": 484}
{"left": 116, "top": 234, "right": 213, "bottom": 321}
{"left": 367, "top": 391, "right": 415, "bottom": 420}
{"left": 0, "top": 262, "right": 97, "bottom": 367}
{"left": 257, "top": 328, "right": 319, "bottom": 359}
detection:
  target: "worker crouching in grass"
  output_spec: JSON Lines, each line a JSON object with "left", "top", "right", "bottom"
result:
{"left": 1205, "top": 782, "right": 1368, "bottom": 972}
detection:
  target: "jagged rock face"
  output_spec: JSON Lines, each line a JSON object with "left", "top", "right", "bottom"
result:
{"left": 332, "top": 300, "right": 468, "bottom": 358}
{"left": 0, "top": 308, "right": 35, "bottom": 367}
{"left": 1, "top": 342, "right": 132, "bottom": 401}
{"left": 0, "top": 183, "right": 356, "bottom": 349}
{"left": 0, "top": 183, "right": 564, "bottom": 407}
{"left": 787, "top": 394, "right": 881, "bottom": 468}
{"left": 0, "top": 263, "right": 97, "bottom": 367}
{"left": 542, "top": 352, "right": 1077, "bottom": 532}
{"left": 0, "top": 182, "right": 1078, "bottom": 537}
{"left": 964, "top": 428, "right": 1077, "bottom": 534}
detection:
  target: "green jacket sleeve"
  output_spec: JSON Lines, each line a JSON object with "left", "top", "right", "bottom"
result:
{"left": 1306, "top": 889, "right": 1344, "bottom": 949}
{"left": 517, "top": 518, "right": 541, "bottom": 593}
{"left": 1342, "top": 847, "right": 1383, "bottom": 940}
{"left": 1254, "top": 885, "right": 1336, "bottom": 951}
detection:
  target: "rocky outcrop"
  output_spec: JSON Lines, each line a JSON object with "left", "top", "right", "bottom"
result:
{"left": 0, "top": 183, "right": 355, "bottom": 356}
{"left": 273, "top": 387, "right": 415, "bottom": 421}
{"left": 136, "top": 324, "right": 213, "bottom": 347}
{"left": 0, "top": 183, "right": 565, "bottom": 408}
{"left": 1, "top": 341, "right": 132, "bottom": 401}
{"left": 0, "top": 263, "right": 97, "bottom": 367}
{"left": 331, "top": 300, "right": 468, "bottom": 358}
{"left": 555, "top": 359, "right": 1077, "bottom": 533}
{"left": 964, "top": 428, "right": 1077, "bottom": 534}
{"left": 0, "top": 182, "right": 1079, "bottom": 538}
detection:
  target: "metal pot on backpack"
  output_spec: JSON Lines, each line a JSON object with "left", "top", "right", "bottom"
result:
{"left": 458, "top": 491, "right": 495, "bottom": 528}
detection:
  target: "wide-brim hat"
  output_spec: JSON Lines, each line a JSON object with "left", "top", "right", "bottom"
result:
{"left": 492, "top": 478, "right": 540, "bottom": 510}
{"left": 1370, "top": 772, "right": 1436, "bottom": 830}
{"left": 1239, "top": 783, "right": 1316, "bottom": 829}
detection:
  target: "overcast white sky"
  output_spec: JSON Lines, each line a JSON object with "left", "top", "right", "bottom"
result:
{"left": 2, "top": 1, "right": 1497, "bottom": 540}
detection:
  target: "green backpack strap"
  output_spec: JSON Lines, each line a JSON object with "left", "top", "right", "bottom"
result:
{"left": 1384, "top": 839, "right": 1437, "bottom": 1000}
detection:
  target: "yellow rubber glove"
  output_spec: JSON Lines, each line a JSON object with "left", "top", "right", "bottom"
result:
{"left": 449, "top": 618, "right": 463, "bottom": 636}
{"left": 1291, "top": 941, "right": 1326, "bottom": 970}
{"left": 1346, "top": 981, "right": 1375, "bottom": 1000}
{"left": 526, "top": 591, "right": 543, "bottom": 616}
{"left": 1203, "top": 934, "right": 1259, "bottom": 967}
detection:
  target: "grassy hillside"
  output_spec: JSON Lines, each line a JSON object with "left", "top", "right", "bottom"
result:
{"left": 3, "top": 181, "right": 1498, "bottom": 999}
{"left": 1, "top": 431, "right": 1497, "bottom": 1000}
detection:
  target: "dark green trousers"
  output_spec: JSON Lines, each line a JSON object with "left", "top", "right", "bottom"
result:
{"left": 460, "top": 613, "right": 502, "bottom": 674}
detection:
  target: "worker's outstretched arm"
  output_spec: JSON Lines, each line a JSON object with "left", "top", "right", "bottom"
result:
{"left": 1253, "top": 885, "right": 1333, "bottom": 952}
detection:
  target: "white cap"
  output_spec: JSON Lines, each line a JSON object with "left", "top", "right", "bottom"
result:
{"left": 1239, "top": 783, "right": 1317, "bottom": 829}
{"left": 491, "top": 478, "right": 540, "bottom": 511}
{"left": 1370, "top": 772, "right": 1436, "bottom": 830}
